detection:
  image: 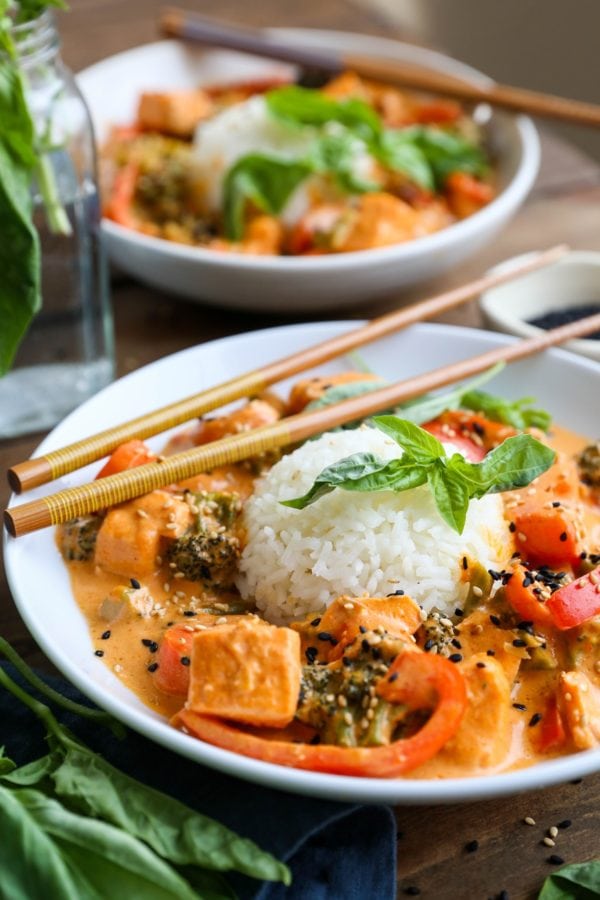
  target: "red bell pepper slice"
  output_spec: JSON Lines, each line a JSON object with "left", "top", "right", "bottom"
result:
{"left": 504, "top": 564, "right": 553, "bottom": 627}
{"left": 175, "top": 649, "right": 467, "bottom": 777}
{"left": 546, "top": 567, "right": 600, "bottom": 630}
{"left": 535, "top": 695, "right": 567, "bottom": 752}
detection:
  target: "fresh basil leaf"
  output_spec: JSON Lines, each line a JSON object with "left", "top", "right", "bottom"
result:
{"left": 461, "top": 389, "right": 552, "bottom": 431}
{"left": 282, "top": 452, "right": 390, "bottom": 509}
{"left": 15, "top": 787, "right": 202, "bottom": 900}
{"left": 0, "top": 785, "right": 90, "bottom": 899}
{"left": 266, "top": 85, "right": 382, "bottom": 142}
{"left": 51, "top": 747, "right": 290, "bottom": 884}
{"left": 373, "top": 416, "right": 445, "bottom": 463}
{"left": 3, "top": 752, "right": 60, "bottom": 785}
{"left": 223, "top": 153, "right": 313, "bottom": 239}
{"left": 397, "top": 363, "right": 505, "bottom": 425}
{"left": 539, "top": 860, "right": 600, "bottom": 899}
{"left": 428, "top": 462, "right": 470, "bottom": 533}
{"left": 0, "top": 84, "right": 41, "bottom": 375}
{"left": 461, "top": 434, "right": 555, "bottom": 496}
{"left": 306, "top": 379, "right": 385, "bottom": 411}
{"left": 309, "top": 132, "right": 380, "bottom": 194}
{"left": 376, "top": 130, "right": 434, "bottom": 190}
{"left": 342, "top": 457, "right": 429, "bottom": 493}
{"left": 408, "top": 125, "right": 487, "bottom": 187}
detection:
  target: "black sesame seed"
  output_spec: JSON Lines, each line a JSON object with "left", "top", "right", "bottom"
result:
{"left": 94, "top": 649, "right": 104, "bottom": 657}
{"left": 557, "top": 819, "right": 572, "bottom": 829}
{"left": 490, "top": 614, "right": 502, "bottom": 627}
{"left": 512, "top": 638, "right": 527, "bottom": 648}
{"left": 305, "top": 646, "right": 318, "bottom": 664}
{"left": 424, "top": 639, "right": 434, "bottom": 652}
{"left": 462, "top": 556, "right": 468, "bottom": 570}
{"left": 473, "top": 422, "right": 485, "bottom": 437}
{"left": 342, "top": 656, "right": 352, "bottom": 667}
{"left": 513, "top": 703, "right": 527, "bottom": 711}
{"left": 180, "top": 656, "right": 191, "bottom": 666}
{"left": 455, "top": 607, "right": 464, "bottom": 617}
{"left": 359, "top": 625, "right": 367, "bottom": 634}
{"left": 387, "top": 589, "right": 405, "bottom": 596}
{"left": 310, "top": 617, "right": 322, "bottom": 627}
{"left": 147, "top": 662, "right": 159, "bottom": 672}
{"left": 465, "top": 839, "right": 479, "bottom": 853}
{"left": 486, "top": 649, "right": 496, "bottom": 656}
{"left": 552, "top": 501, "right": 561, "bottom": 508}
{"left": 142, "top": 638, "right": 153, "bottom": 647}
{"left": 509, "top": 522, "right": 516, "bottom": 533}
{"left": 183, "top": 610, "right": 196, "bottom": 617}
{"left": 451, "top": 638, "right": 462, "bottom": 649}
{"left": 309, "top": 734, "right": 321, "bottom": 745}
{"left": 547, "top": 854, "right": 565, "bottom": 866}
{"left": 476, "top": 661, "right": 486, "bottom": 669}
{"left": 317, "top": 631, "right": 334, "bottom": 642}
{"left": 529, "top": 712, "right": 543, "bottom": 727}
{"left": 388, "top": 672, "right": 399, "bottom": 682}
{"left": 130, "top": 578, "right": 141, "bottom": 589}
{"left": 403, "top": 888, "right": 421, "bottom": 896}
{"left": 361, "top": 639, "right": 371, "bottom": 653}
{"left": 449, "top": 653, "right": 463, "bottom": 663}
{"left": 101, "top": 630, "right": 111, "bottom": 640}
{"left": 371, "top": 647, "right": 381, "bottom": 661}
{"left": 559, "top": 531, "right": 568, "bottom": 542}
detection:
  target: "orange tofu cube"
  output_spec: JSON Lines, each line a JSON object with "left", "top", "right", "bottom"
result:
{"left": 137, "top": 90, "right": 213, "bottom": 137}
{"left": 187, "top": 620, "right": 301, "bottom": 727}
{"left": 95, "top": 490, "right": 191, "bottom": 578}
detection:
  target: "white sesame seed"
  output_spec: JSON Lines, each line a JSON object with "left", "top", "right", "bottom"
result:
{"left": 472, "top": 586, "right": 484, "bottom": 598}
{"left": 343, "top": 602, "right": 355, "bottom": 610}
{"left": 114, "top": 664, "right": 123, "bottom": 673}
{"left": 524, "top": 816, "right": 536, "bottom": 826}
{"left": 366, "top": 709, "right": 374, "bottom": 720}
{"left": 549, "top": 826, "right": 558, "bottom": 838}
{"left": 174, "top": 572, "right": 185, "bottom": 579}
{"left": 136, "top": 509, "right": 149, "bottom": 519}
{"left": 343, "top": 712, "right": 353, "bottom": 726}
{"left": 165, "top": 522, "right": 178, "bottom": 530}
{"left": 337, "top": 695, "right": 348, "bottom": 708}
{"left": 183, "top": 625, "right": 194, "bottom": 633}
{"left": 215, "top": 616, "right": 227, "bottom": 625}
{"left": 518, "top": 532, "right": 528, "bottom": 542}
{"left": 163, "top": 583, "right": 171, "bottom": 593}
{"left": 543, "top": 837, "right": 556, "bottom": 847}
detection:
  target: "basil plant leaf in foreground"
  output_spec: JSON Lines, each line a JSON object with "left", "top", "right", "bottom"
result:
{"left": 538, "top": 859, "right": 600, "bottom": 900}
{"left": 281, "top": 416, "right": 555, "bottom": 533}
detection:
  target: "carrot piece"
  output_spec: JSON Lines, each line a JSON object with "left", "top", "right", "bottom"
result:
{"left": 504, "top": 564, "right": 553, "bottom": 627}
{"left": 153, "top": 624, "right": 194, "bottom": 697}
{"left": 186, "top": 620, "right": 301, "bottom": 727}
{"left": 546, "top": 567, "right": 600, "bottom": 629}
{"left": 415, "top": 99, "right": 462, "bottom": 124}
{"left": 446, "top": 172, "right": 494, "bottom": 218}
{"left": 175, "top": 649, "right": 467, "bottom": 777}
{"left": 96, "top": 439, "right": 156, "bottom": 479}
{"left": 512, "top": 507, "right": 579, "bottom": 567}
{"left": 104, "top": 162, "right": 140, "bottom": 228}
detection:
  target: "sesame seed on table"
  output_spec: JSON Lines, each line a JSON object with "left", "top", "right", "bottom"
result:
{"left": 1, "top": 0, "right": 600, "bottom": 897}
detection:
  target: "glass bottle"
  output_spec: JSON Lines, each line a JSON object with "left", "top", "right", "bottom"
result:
{"left": 0, "top": 11, "right": 114, "bottom": 439}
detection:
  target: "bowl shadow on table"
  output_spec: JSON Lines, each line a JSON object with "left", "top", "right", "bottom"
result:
{"left": 395, "top": 773, "right": 598, "bottom": 898}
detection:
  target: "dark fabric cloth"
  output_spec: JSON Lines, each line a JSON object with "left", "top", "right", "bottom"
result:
{"left": 0, "top": 664, "right": 397, "bottom": 900}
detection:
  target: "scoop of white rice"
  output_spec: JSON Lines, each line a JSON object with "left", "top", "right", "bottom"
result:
{"left": 237, "top": 427, "right": 512, "bottom": 624}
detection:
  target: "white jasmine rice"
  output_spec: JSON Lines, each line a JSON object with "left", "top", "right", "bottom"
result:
{"left": 237, "top": 427, "right": 512, "bottom": 624}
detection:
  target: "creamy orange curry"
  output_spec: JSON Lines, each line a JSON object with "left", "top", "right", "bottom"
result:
{"left": 57, "top": 376, "right": 600, "bottom": 779}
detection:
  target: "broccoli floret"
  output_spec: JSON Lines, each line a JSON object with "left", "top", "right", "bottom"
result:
{"left": 58, "top": 515, "right": 103, "bottom": 561}
{"left": 578, "top": 441, "right": 600, "bottom": 489}
{"left": 167, "top": 532, "right": 240, "bottom": 588}
{"left": 191, "top": 491, "right": 242, "bottom": 531}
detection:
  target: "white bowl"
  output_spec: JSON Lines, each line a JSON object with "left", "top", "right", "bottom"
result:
{"left": 480, "top": 250, "right": 600, "bottom": 362}
{"left": 5, "top": 321, "right": 600, "bottom": 803}
{"left": 77, "top": 32, "right": 540, "bottom": 313}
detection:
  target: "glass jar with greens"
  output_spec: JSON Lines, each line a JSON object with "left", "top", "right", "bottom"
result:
{"left": 0, "top": 5, "right": 114, "bottom": 438}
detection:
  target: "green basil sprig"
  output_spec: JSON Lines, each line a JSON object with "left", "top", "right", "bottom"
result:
{"left": 223, "top": 84, "right": 489, "bottom": 238}
{"left": 281, "top": 416, "right": 555, "bottom": 534}
{"left": 0, "top": 637, "right": 290, "bottom": 897}
{"left": 461, "top": 388, "right": 552, "bottom": 431}
{"left": 538, "top": 859, "right": 600, "bottom": 899}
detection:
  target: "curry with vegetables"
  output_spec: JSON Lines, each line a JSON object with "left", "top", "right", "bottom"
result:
{"left": 102, "top": 72, "right": 495, "bottom": 255}
{"left": 58, "top": 373, "right": 600, "bottom": 778}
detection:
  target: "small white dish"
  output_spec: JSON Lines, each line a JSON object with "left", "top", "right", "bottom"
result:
{"left": 5, "top": 321, "right": 600, "bottom": 803}
{"left": 480, "top": 250, "right": 600, "bottom": 362}
{"left": 76, "top": 32, "right": 540, "bottom": 313}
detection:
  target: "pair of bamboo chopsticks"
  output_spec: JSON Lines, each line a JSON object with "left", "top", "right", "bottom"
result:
{"left": 159, "top": 9, "right": 600, "bottom": 129}
{"left": 6, "top": 244, "right": 600, "bottom": 539}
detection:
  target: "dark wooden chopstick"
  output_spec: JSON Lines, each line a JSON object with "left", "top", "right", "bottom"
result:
{"left": 159, "top": 8, "right": 600, "bottom": 128}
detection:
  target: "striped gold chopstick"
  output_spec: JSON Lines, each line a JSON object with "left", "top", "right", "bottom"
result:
{"left": 6, "top": 306, "right": 600, "bottom": 539}
{"left": 8, "top": 245, "right": 568, "bottom": 494}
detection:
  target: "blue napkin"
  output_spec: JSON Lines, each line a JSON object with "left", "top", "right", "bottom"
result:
{"left": 1, "top": 664, "right": 397, "bottom": 899}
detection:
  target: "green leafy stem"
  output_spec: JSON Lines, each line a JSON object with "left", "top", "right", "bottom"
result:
{"left": 281, "top": 416, "right": 556, "bottom": 534}
{"left": 0, "top": 638, "right": 290, "bottom": 898}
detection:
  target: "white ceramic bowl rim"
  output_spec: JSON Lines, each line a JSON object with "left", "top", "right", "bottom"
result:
{"left": 5, "top": 320, "right": 600, "bottom": 804}
{"left": 88, "top": 31, "right": 541, "bottom": 272}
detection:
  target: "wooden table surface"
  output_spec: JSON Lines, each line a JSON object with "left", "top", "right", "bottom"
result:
{"left": 2, "top": 1, "right": 600, "bottom": 897}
